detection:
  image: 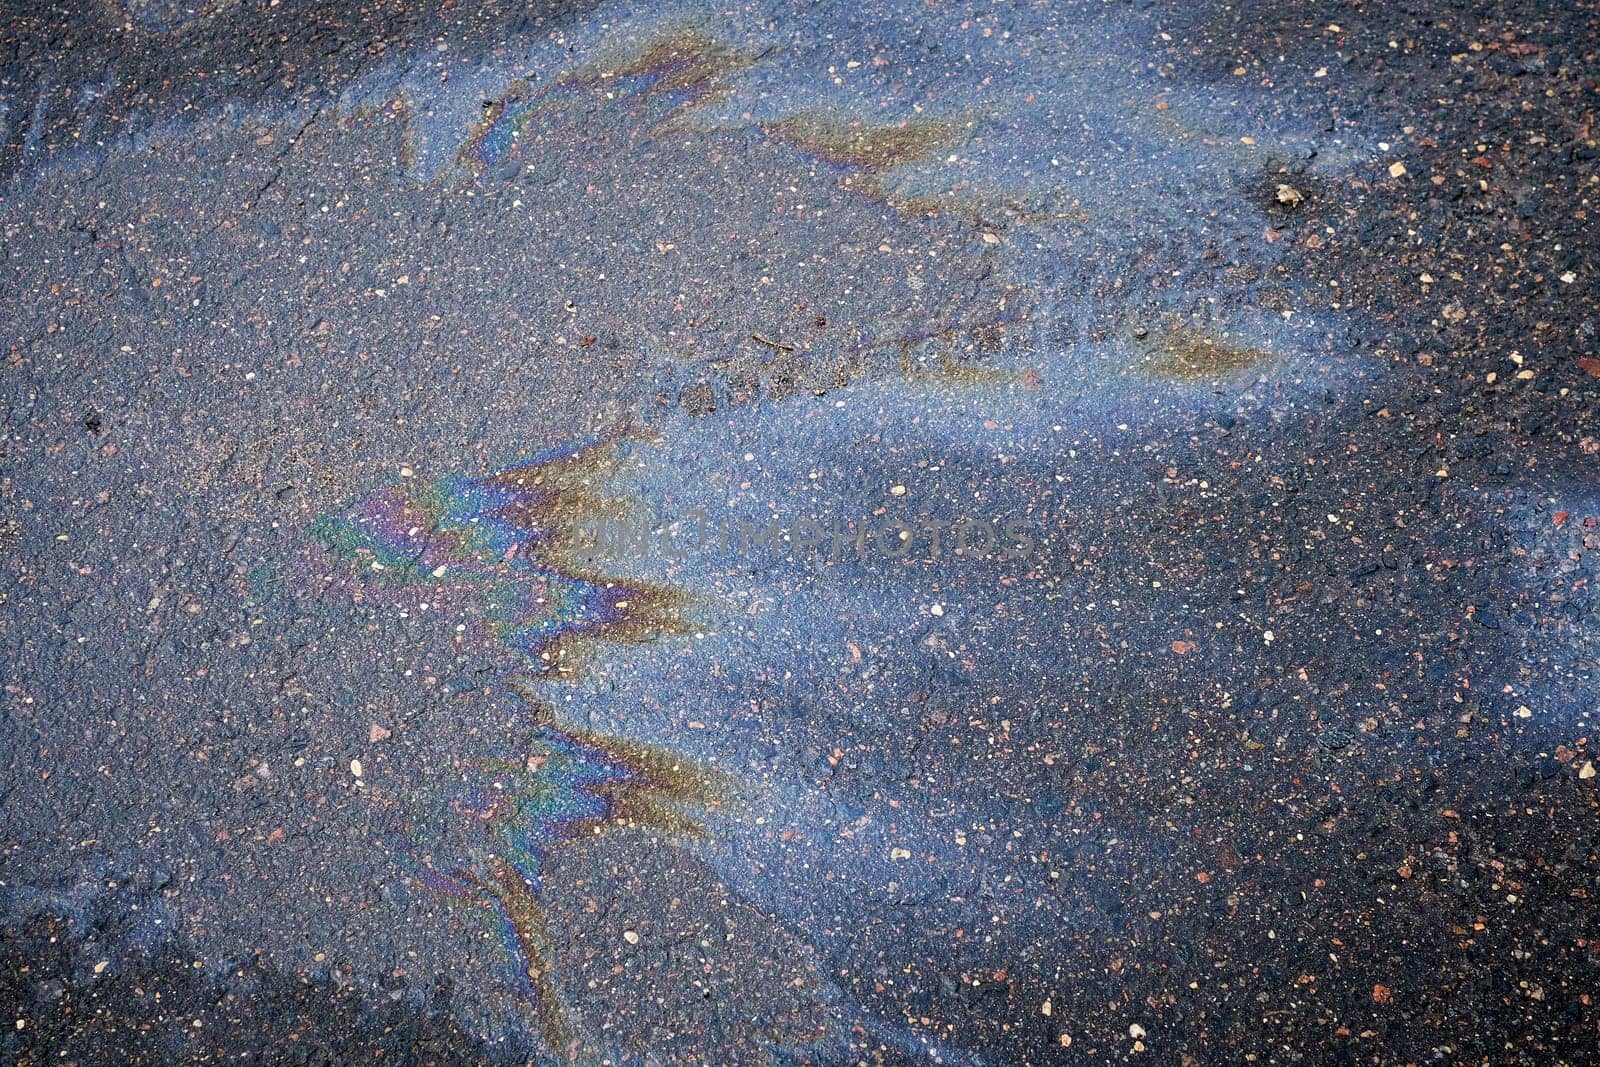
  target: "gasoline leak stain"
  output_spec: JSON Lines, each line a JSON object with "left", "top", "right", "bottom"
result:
{"left": 763, "top": 110, "right": 962, "bottom": 172}
{"left": 463, "top": 27, "right": 764, "bottom": 172}
{"left": 461, "top": 37, "right": 1030, "bottom": 223}
{"left": 405, "top": 698, "right": 726, "bottom": 1055}
{"left": 761, "top": 110, "right": 1094, "bottom": 226}
{"left": 418, "top": 857, "right": 577, "bottom": 1054}
{"left": 308, "top": 430, "right": 686, "bottom": 675}
{"left": 453, "top": 694, "right": 725, "bottom": 878}
{"left": 309, "top": 435, "right": 729, "bottom": 1052}
{"left": 762, "top": 109, "right": 992, "bottom": 217}
{"left": 586, "top": 28, "right": 760, "bottom": 102}
{"left": 1140, "top": 327, "right": 1272, "bottom": 382}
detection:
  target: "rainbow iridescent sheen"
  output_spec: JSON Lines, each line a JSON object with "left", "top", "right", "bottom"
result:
{"left": 309, "top": 434, "right": 679, "bottom": 669}
{"left": 462, "top": 29, "right": 756, "bottom": 173}
{"left": 309, "top": 436, "right": 712, "bottom": 1043}
{"left": 393, "top": 703, "right": 720, "bottom": 1049}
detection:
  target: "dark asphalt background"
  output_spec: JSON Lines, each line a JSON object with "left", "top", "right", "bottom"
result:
{"left": 2, "top": 0, "right": 1598, "bottom": 1063}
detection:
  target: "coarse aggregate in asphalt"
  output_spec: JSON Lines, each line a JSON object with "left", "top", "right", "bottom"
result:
{"left": 1, "top": 0, "right": 1598, "bottom": 1063}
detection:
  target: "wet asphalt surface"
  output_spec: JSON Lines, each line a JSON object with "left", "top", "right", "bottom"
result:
{"left": 1, "top": 0, "right": 1598, "bottom": 1063}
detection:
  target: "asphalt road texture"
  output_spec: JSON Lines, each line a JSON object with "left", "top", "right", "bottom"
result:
{"left": 1, "top": 0, "right": 1598, "bottom": 1063}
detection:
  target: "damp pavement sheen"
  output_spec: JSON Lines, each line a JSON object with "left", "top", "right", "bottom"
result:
{"left": 1, "top": 0, "right": 1598, "bottom": 1063}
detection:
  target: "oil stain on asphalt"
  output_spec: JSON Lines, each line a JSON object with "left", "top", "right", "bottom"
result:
{"left": 1, "top": 0, "right": 1598, "bottom": 1063}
